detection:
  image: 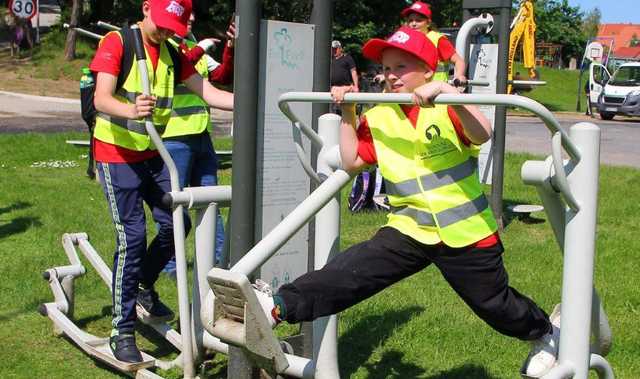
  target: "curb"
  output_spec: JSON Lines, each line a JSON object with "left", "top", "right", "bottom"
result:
{"left": 0, "top": 90, "right": 80, "bottom": 105}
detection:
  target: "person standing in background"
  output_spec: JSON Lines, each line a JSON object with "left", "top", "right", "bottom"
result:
{"left": 160, "top": 12, "right": 236, "bottom": 277}
{"left": 402, "top": 1, "right": 466, "bottom": 84}
{"left": 330, "top": 40, "right": 359, "bottom": 114}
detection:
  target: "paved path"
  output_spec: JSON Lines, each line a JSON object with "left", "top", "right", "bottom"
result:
{"left": 1, "top": 91, "right": 639, "bottom": 168}
{"left": 0, "top": 91, "right": 233, "bottom": 136}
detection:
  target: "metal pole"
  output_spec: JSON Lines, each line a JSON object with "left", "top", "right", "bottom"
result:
{"left": 489, "top": 3, "right": 512, "bottom": 227}
{"left": 229, "top": 1, "right": 262, "bottom": 377}
{"left": 312, "top": 114, "right": 341, "bottom": 379}
{"left": 557, "top": 123, "right": 601, "bottom": 379}
{"left": 36, "top": 0, "right": 40, "bottom": 44}
{"left": 305, "top": 0, "right": 333, "bottom": 360}
{"left": 231, "top": 0, "right": 261, "bottom": 267}
{"left": 130, "top": 24, "right": 195, "bottom": 378}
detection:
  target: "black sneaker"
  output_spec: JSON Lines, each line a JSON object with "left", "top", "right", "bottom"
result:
{"left": 136, "top": 287, "right": 174, "bottom": 323}
{"left": 109, "top": 334, "right": 143, "bottom": 363}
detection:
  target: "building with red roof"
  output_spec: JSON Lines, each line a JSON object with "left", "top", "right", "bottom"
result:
{"left": 596, "top": 24, "right": 640, "bottom": 66}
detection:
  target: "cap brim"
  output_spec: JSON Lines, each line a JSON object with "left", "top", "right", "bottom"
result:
{"left": 362, "top": 37, "right": 435, "bottom": 70}
{"left": 362, "top": 38, "right": 390, "bottom": 64}
{"left": 400, "top": 7, "right": 431, "bottom": 18}
{"left": 150, "top": 6, "right": 188, "bottom": 37}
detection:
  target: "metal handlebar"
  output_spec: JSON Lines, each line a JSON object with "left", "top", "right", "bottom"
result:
{"left": 130, "top": 25, "right": 180, "bottom": 193}
{"left": 552, "top": 132, "right": 580, "bottom": 211}
{"left": 63, "top": 23, "right": 103, "bottom": 40}
{"left": 278, "top": 92, "right": 582, "bottom": 209}
{"left": 451, "top": 79, "right": 491, "bottom": 87}
{"left": 97, "top": 21, "right": 120, "bottom": 31}
{"left": 455, "top": 14, "right": 494, "bottom": 65}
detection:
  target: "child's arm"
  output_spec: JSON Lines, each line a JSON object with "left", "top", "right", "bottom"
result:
{"left": 449, "top": 52, "right": 467, "bottom": 83}
{"left": 94, "top": 72, "right": 155, "bottom": 119}
{"left": 183, "top": 74, "right": 234, "bottom": 111}
{"left": 414, "top": 81, "right": 491, "bottom": 144}
{"left": 331, "top": 85, "right": 369, "bottom": 173}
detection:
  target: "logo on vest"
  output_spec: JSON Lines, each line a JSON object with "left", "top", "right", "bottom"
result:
{"left": 421, "top": 124, "right": 455, "bottom": 159}
{"left": 166, "top": 1, "right": 185, "bottom": 17}
{"left": 388, "top": 31, "right": 410, "bottom": 44}
{"left": 425, "top": 124, "right": 440, "bottom": 140}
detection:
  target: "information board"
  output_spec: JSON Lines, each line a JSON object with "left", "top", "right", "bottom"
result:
{"left": 468, "top": 43, "right": 499, "bottom": 184}
{"left": 256, "top": 20, "right": 315, "bottom": 290}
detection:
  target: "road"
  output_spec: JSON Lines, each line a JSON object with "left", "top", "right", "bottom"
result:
{"left": 507, "top": 114, "right": 640, "bottom": 168}
{"left": 1, "top": 91, "right": 639, "bottom": 167}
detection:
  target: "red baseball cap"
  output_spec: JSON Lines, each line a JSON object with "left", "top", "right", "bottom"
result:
{"left": 401, "top": 1, "right": 432, "bottom": 19}
{"left": 149, "top": 0, "right": 192, "bottom": 37}
{"left": 362, "top": 26, "right": 438, "bottom": 71}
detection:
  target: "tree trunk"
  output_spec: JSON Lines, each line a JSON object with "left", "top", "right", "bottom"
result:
{"left": 63, "top": 0, "right": 82, "bottom": 61}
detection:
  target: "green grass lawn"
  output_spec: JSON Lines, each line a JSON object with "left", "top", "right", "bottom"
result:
{"left": 0, "top": 133, "right": 638, "bottom": 378}
{"left": 514, "top": 63, "right": 585, "bottom": 113}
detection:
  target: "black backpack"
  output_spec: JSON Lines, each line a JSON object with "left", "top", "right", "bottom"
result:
{"left": 80, "top": 26, "right": 182, "bottom": 127}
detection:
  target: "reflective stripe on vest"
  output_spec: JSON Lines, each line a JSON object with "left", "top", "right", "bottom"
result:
{"left": 95, "top": 113, "right": 166, "bottom": 135}
{"left": 384, "top": 158, "right": 478, "bottom": 197}
{"left": 426, "top": 30, "right": 449, "bottom": 82}
{"left": 115, "top": 88, "right": 173, "bottom": 108}
{"left": 162, "top": 38, "right": 211, "bottom": 138}
{"left": 364, "top": 103, "right": 497, "bottom": 247}
{"left": 93, "top": 33, "right": 175, "bottom": 151}
{"left": 390, "top": 194, "right": 490, "bottom": 228}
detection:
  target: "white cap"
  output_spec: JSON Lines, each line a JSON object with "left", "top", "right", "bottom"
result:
{"left": 331, "top": 40, "right": 341, "bottom": 48}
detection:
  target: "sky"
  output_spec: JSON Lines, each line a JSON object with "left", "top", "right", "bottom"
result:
{"left": 567, "top": 0, "right": 640, "bottom": 24}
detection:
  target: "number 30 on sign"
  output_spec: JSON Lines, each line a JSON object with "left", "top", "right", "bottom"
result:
{"left": 9, "top": 0, "right": 38, "bottom": 20}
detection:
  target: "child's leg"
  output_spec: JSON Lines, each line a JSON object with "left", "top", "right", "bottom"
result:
{"left": 275, "top": 227, "right": 432, "bottom": 323}
{"left": 433, "top": 241, "right": 551, "bottom": 341}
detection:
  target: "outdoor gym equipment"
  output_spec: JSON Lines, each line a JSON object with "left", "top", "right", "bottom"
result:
{"left": 42, "top": 19, "right": 612, "bottom": 379}
{"left": 205, "top": 90, "right": 614, "bottom": 379}
{"left": 40, "top": 89, "right": 614, "bottom": 378}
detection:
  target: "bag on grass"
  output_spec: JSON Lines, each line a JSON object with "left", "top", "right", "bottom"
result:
{"left": 348, "top": 166, "right": 387, "bottom": 213}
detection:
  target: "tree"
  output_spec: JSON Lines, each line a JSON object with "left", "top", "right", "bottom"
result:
{"left": 528, "top": 0, "right": 587, "bottom": 64}
{"left": 63, "top": 0, "right": 82, "bottom": 61}
{"left": 581, "top": 7, "right": 601, "bottom": 41}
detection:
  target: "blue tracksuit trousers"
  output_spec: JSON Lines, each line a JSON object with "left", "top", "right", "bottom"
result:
{"left": 97, "top": 156, "right": 190, "bottom": 333}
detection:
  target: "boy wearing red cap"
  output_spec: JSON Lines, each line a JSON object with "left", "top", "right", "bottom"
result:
{"left": 89, "top": 0, "right": 233, "bottom": 363}
{"left": 258, "top": 27, "right": 559, "bottom": 377}
{"left": 402, "top": 1, "right": 467, "bottom": 84}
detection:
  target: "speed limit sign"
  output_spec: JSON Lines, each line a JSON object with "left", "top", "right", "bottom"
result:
{"left": 9, "top": 0, "right": 38, "bottom": 20}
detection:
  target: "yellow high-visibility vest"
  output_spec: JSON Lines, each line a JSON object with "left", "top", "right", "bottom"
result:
{"left": 425, "top": 30, "right": 450, "bottom": 82}
{"left": 94, "top": 34, "right": 175, "bottom": 151}
{"left": 364, "top": 103, "right": 497, "bottom": 247}
{"left": 163, "top": 38, "right": 211, "bottom": 138}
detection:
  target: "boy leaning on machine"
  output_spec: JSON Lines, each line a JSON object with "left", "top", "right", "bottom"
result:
{"left": 254, "top": 26, "right": 561, "bottom": 378}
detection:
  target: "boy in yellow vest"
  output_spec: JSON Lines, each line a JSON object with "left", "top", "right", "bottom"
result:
{"left": 258, "top": 27, "right": 559, "bottom": 377}
{"left": 402, "top": 1, "right": 467, "bottom": 84}
{"left": 160, "top": 13, "right": 236, "bottom": 277}
{"left": 89, "top": 0, "right": 233, "bottom": 363}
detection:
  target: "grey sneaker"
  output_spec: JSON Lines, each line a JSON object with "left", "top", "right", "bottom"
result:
{"left": 522, "top": 304, "right": 561, "bottom": 378}
{"left": 136, "top": 287, "right": 174, "bottom": 323}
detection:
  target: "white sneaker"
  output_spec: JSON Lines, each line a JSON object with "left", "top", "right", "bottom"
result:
{"left": 522, "top": 304, "right": 561, "bottom": 378}
{"left": 252, "top": 279, "right": 278, "bottom": 328}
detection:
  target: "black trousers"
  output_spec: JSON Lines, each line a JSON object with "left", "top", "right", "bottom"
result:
{"left": 276, "top": 227, "right": 550, "bottom": 341}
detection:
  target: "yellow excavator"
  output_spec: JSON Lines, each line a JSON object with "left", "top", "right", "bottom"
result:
{"left": 508, "top": 0, "right": 537, "bottom": 94}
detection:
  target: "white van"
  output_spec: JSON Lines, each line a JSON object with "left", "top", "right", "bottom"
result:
{"left": 590, "top": 62, "right": 640, "bottom": 120}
